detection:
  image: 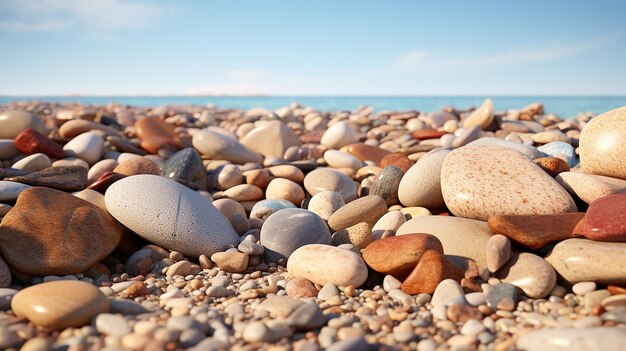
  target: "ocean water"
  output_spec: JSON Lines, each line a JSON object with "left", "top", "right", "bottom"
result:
{"left": 1, "top": 96, "right": 625, "bottom": 118}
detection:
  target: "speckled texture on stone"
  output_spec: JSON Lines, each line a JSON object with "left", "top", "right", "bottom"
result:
{"left": 556, "top": 171, "right": 626, "bottom": 204}
{"left": 369, "top": 165, "right": 402, "bottom": 206}
{"left": 398, "top": 150, "right": 449, "bottom": 209}
{"left": 579, "top": 106, "right": 626, "bottom": 180}
{"left": 105, "top": 174, "right": 239, "bottom": 257}
{"left": 304, "top": 168, "right": 357, "bottom": 203}
{"left": 161, "top": 148, "right": 207, "bottom": 190}
{"left": 441, "top": 145, "right": 577, "bottom": 220}
{"left": 497, "top": 252, "right": 556, "bottom": 298}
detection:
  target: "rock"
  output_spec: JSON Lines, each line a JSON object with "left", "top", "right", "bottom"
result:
{"left": 308, "top": 191, "right": 345, "bottom": 221}
{"left": 538, "top": 141, "right": 577, "bottom": 166}
{"left": 486, "top": 283, "right": 519, "bottom": 308}
{"left": 318, "top": 283, "right": 340, "bottom": 301}
{"left": 516, "top": 327, "right": 626, "bottom": 351}
{"left": 0, "top": 187, "right": 123, "bottom": 275}
{"left": 87, "top": 159, "right": 118, "bottom": 184}
{"left": 5, "top": 166, "right": 88, "bottom": 191}
{"left": 579, "top": 106, "right": 626, "bottom": 180}
{"left": 288, "top": 244, "right": 368, "bottom": 287}
{"left": 265, "top": 178, "right": 305, "bottom": 205}
{"left": 572, "top": 282, "right": 597, "bottom": 296}
{"left": 380, "top": 153, "right": 415, "bottom": 173}
{"left": 210, "top": 251, "right": 249, "bottom": 273}
{"left": 556, "top": 172, "right": 626, "bottom": 204}
{"left": 192, "top": 129, "right": 262, "bottom": 164}
{"left": 446, "top": 303, "right": 482, "bottom": 323}
{"left": 0, "top": 257, "right": 10, "bottom": 288}
{"left": 362, "top": 234, "right": 443, "bottom": 279}
{"left": 486, "top": 234, "right": 511, "bottom": 273}
{"left": 370, "top": 166, "right": 403, "bottom": 206}
{"left": 249, "top": 199, "right": 295, "bottom": 220}
{"left": 0, "top": 110, "right": 46, "bottom": 139}
{"left": 107, "top": 135, "right": 146, "bottom": 155}
{"left": 327, "top": 337, "right": 369, "bottom": 351}
{"left": 11, "top": 281, "right": 109, "bottom": 330}
{"left": 546, "top": 238, "right": 626, "bottom": 284}
{"left": 240, "top": 121, "right": 301, "bottom": 159}
{"left": 166, "top": 260, "right": 194, "bottom": 277}
{"left": 487, "top": 212, "right": 584, "bottom": 249}
{"left": 12, "top": 153, "right": 51, "bottom": 171}
{"left": 0, "top": 140, "right": 19, "bottom": 160}
{"left": 59, "top": 119, "right": 121, "bottom": 139}
{"left": 466, "top": 137, "right": 542, "bottom": 159}
{"left": 396, "top": 216, "right": 493, "bottom": 270}
{"left": 411, "top": 129, "right": 447, "bottom": 140}
{"left": 0, "top": 181, "right": 31, "bottom": 201}
{"left": 88, "top": 171, "right": 125, "bottom": 194}
{"left": 533, "top": 130, "right": 570, "bottom": 144}
{"left": 304, "top": 168, "right": 357, "bottom": 203}
{"left": 331, "top": 222, "right": 373, "bottom": 249}
{"left": 211, "top": 164, "right": 243, "bottom": 190}
{"left": 260, "top": 208, "right": 331, "bottom": 262}
{"left": 340, "top": 143, "right": 391, "bottom": 165}
{"left": 462, "top": 99, "right": 494, "bottom": 129}
{"left": 452, "top": 126, "right": 481, "bottom": 148}
{"left": 14, "top": 128, "right": 64, "bottom": 159}
{"left": 328, "top": 195, "right": 387, "bottom": 231}
{"left": 114, "top": 157, "right": 160, "bottom": 176}
{"left": 533, "top": 157, "right": 570, "bottom": 177}
{"left": 95, "top": 313, "right": 131, "bottom": 336}
{"left": 324, "top": 150, "right": 364, "bottom": 170}
{"left": 321, "top": 121, "right": 359, "bottom": 149}
{"left": 223, "top": 184, "right": 263, "bottom": 201}
{"left": 161, "top": 148, "right": 207, "bottom": 190}
{"left": 431, "top": 279, "right": 466, "bottom": 307}
{"left": 441, "top": 145, "right": 577, "bottom": 220}
{"left": 577, "top": 194, "right": 626, "bottom": 242}
{"left": 63, "top": 132, "right": 104, "bottom": 165}
{"left": 602, "top": 307, "right": 626, "bottom": 324}
{"left": 371, "top": 210, "right": 406, "bottom": 240}
{"left": 286, "top": 302, "right": 327, "bottom": 330}
{"left": 268, "top": 164, "right": 304, "bottom": 183}
{"left": 105, "top": 174, "right": 239, "bottom": 257}
{"left": 398, "top": 149, "right": 449, "bottom": 209}
{"left": 134, "top": 117, "right": 183, "bottom": 154}
{"left": 497, "top": 252, "right": 556, "bottom": 298}
{"left": 286, "top": 277, "right": 319, "bottom": 298}
{"left": 258, "top": 295, "right": 304, "bottom": 318}
{"left": 242, "top": 321, "right": 270, "bottom": 343}
{"left": 401, "top": 249, "right": 464, "bottom": 295}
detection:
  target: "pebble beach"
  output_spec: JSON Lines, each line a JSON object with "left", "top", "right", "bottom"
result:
{"left": 0, "top": 99, "right": 624, "bottom": 351}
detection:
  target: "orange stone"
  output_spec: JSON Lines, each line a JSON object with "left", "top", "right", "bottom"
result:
{"left": 608, "top": 284, "right": 626, "bottom": 295}
{"left": 340, "top": 143, "right": 391, "bottom": 165}
{"left": 533, "top": 157, "right": 570, "bottom": 177}
{"left": 411, "top": 130, "right": 447, "bottom": 140}
{"left": 488, "top": 212, "right": 585, "bottom": 249}
{"left": 380, "top": 153, "right": 415, "bottom": 173}
{"left": 400, "top": 250, "right": 464, "bottom": 295}
{"left": 134, "top": 117, "right": 182, "bottom": 154}
{"left": 113, "top": 157, "right": 160, "bottom": 176}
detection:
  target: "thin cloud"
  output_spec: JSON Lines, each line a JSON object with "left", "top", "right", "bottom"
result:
{"left": 392, "top": 38, "right": 613, "bottom": 71}
{"left": 187, "top": 71, "right": 279, "bottom": 96}
{"left": 0, "top": 0, "right": 164, "bottom": 33}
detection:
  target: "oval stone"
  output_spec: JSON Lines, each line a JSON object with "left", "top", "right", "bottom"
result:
{"left": 287, "top": 244, "right": 368, "bottom": 287}
{"left": 497, "top": 252, "right": 556, "bottom": 298}
{"left": 579, "top": 106, "right": 626, "bottom": 180}
{"left": 327, "top": 195, "right": 387, "bottom": 231}
{"left": 370, "top": 166, "right": 403, "bottom": 206}
{"left": 398, "top": 150, "right": 449, "bottom": 209}
{"left": 63, "top": 132, "right": 104, "bottom": 165}
{"left": 303, "top": 168, "right": 357, "bottom": 203}
{"left": 192, "top": 129, "right": 262, "bottom": 164}
{"left": 0, "top": 110, "right": 46, "bottom": 139}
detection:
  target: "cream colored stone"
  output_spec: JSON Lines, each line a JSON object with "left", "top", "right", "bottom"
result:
{"left": 265, "top": 178, "right": 305, "bottom": 206}
{"left": 371, "top": 210, "right": 406, "bottom": 240}
{"left": 72, "top": 189, "right": 107, "bottom": 211}
{"left": 398, "top": 149, "right": 450, "bottom": 209}
{"left": 12, "top": 153, "right": 51, "bottom": 171}
{"left": 462, "top": 99, "right": 494, "bottom": 130}
{"left": 320, "top": 121, "right": 359, "bottom": 149}
{"left": 223, "top": 184, "right": 264, "bottom": 201}
{"left": 287, "top": 244, "right": 368, "bottom": 287}
{"left": 324, "top": 150, "right": 364, "bottom": 170}
{"left": 308, "top": 191, "right": 345, "bottom": 221}
{"left": 556, "top": 171, "right": 626, "bottom": 204}
{"left": 579, "top": 106, "right": 626, "bottom": 180}
{"left": 497, "top": 252, "right": 556, "bottom": 298}
{"left": 304, "top": 168, "right": 357, "bottom": 203}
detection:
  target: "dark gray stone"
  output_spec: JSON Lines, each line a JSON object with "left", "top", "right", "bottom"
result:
{"left": 486, "top": 283, "right": 520, "bottom": 308}
{"left": 161, "top": 148, "right": 207, "bottom": 190}
{"left": 370, "top": 166, "right": 403, "bottom": 206}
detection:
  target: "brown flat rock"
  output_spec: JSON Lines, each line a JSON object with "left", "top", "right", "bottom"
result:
{"left": 6, "top": 165, "right": 88, "bottom": 191}
{"left": 488, "top": 212, "right": 584, "bottom": 249}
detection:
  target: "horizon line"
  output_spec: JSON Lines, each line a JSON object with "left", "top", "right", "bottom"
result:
{"left": 2, "top": 94, "right": 626, "bottom": 98}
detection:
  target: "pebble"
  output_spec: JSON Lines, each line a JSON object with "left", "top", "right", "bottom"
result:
{"left": 486, "top": 234, "right": 511, "bottom": 272}
{"left": 0, "top": 181, "right": 31, "bottom": 201}
{"left": 488, "top": 212, "right": 584, "bottom": 249}
{"left": 431, "top": 279, "right": 466, "bottom": 307}
{"left": 556, "top": 171, "right": 626, "bottom": 204}
{"left": 12, "top": 152, "right": 51, "bottom": 171}
{"left": 304, "top": 168, "right": 358, "bottom": 203}
{"left": 308, "top": 191, "right": 346, "bottom": 221}
{"left": 328, "top": 194, "right": 387, "bottom": 231}
{"left": 462, "top": 98, "right": 494, "bottom": 130}
{"left": 321, "top": 121, "right": 359, "bottom": 150}
{"left": 371, "top": 210, "right": 405, "bottom": 240}
{"left": 265, "top": 177, "right": 305, "bottom": 205}
{"left": 498, "top": 252, "right": 556, "bottom": 298}
{"left": 0, "top": 110, "right": 46, "bottom": 139}
{"left": 398, "top": 149, "right": 449, "bottom": 209}
{"left": 62, "top": 132, "right": 104, "bottom": 165}
{"left": 572, "top": 281, "right": 597, "bottom": 295}
{"left": 288, "top": 244, "right": 368, "bottom": 287}
{"left": 577, "top": 194, "right": 626, "bottom": 242}
{"left": 239, "top": 120, "right": 301, "bottom": 159}
{"left": 192, "top": 129, "right": 262, "bottom": 164}
{"left": 579, "top": 106, "right": 625, "bottom": 179}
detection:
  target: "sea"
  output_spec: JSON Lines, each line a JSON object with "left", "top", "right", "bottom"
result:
{"left": 1, "top": 96, "right": 625, "bottom": 118}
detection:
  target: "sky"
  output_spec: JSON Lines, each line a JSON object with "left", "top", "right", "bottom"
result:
{"left": 0, "top": 0, "right": 625, "bottom": 96}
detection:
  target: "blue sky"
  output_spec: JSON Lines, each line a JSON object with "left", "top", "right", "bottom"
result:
{"left": 0, "top": 0, "right": 625, "bottom": 96}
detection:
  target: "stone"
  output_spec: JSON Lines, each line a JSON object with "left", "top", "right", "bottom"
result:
{"left": 466, "top": 137, "right": 542, "bottom": 159}
{"left": 533, "top": 157, "right": 570, "bottom": 177}
{"left": 398, "top": 149, "right": 449, "bottom": 209}
{"left": 0, "top": 187, "right": 123, "bottom": 275}
{"left": 14, "top": 128, "right": 64, "bottom": 159}
{"left": 192, "top": 129, "right": 262, "bottom": 164}
{"left": 411, "top": 129, "right": 447, "bottom": 140}
{"left": 486, "top": 234, "right": 511, "bottom": 272}
{"left": 210, "top": 251, "right": 249, "bottom": 273}
{"left": 0, "top": 110, "right": 46, "bottom": 139}
{"left": 105, "top": 174, "right": 239, "bottom": 257}
{"left": 304, "top": 168, "right": 357, "bottom": 203}
{"left": 331, "top": 222, "right": 373, "bottom": 249}
{"left": 532, "top": 130, "right": 570, "bottom": 144}
{"left": 286, "top": 277, "right": 319, "bottom": 298}
{"left": 5, "top": 166, "right": 88, "bottom": 191}
{"left": 95, "top": 313, "right": 131, "bottom": 336}
{"left": 572, "top": 282, "right": 597, "bottom": 296}
{"left": 324, "top": 150, "right": 364, "bottom": 170}
{"left": 497, "top": 252, "right": 556, "bottom": 298}
{"left": 451, "top": 126, "right": 480, "bottom": 148}
{"left": 545, "top": 238, "right": 626, "bottom": 284}
{"left": 260, "top": 208, "right": 331, "bottom": 262}
{"left": 487, "top": 212, "right": 584, "bottom": 249}
{"left": 223, "top": 184, "right": 263, "bottom": 201}
{"left": 579, "top": 106, "right": 626, "bottom": 179}
{"left": 383, "top": 275, "right": 402, "bottom": 291}
{"left": 462, "top": 99, "right": 494, "bottom": 130}
{"left": 516, "top": 327, "right": 626, "bottom": 351}
{"left": 328, "top": 195, "right": 387, "bottom": 231}
{"left": 321, "top": 121, "right": 359, "bottom": 149}
{"left": 537, "top": 141, "right": 576, "bottom": 166}
{"left": 211, "top": 164, "right": 244, "bottom": 190}
{"left": 88, "top": 171, "right": 125, "bottom": 194}
{"left": 0, "top": 257, "right": 10, "bottom": 288}
{"left": 59, "top": 119, "right": 121, "bottom": 139}
{"left": 268, "top": 165, "right": 304, "bottom": 183}
{"left": 113, "top": 157, "right": 160, "bottom": 176}
{"left": 0, "top": 181, "right": 31, "bottom": 201}
{"left": 446, "top": 303, "right": 482, "bottom": 323}
{"left": 166, "top": 260, "right": 194, "bottom": 277}
{"left": 602, "top": 307, "right": 626, "bottom": 324}
{"left": 161, "top": 148, "right": 207, "bottom": 190}
{"left": 249, "top": 199, "right": 295, "bottom": 220}
{"left": 240, "top": 121, "right": 301, "bottom": 159}
{"left": 556, "top": 172, "right": 626, "bottom": 204}
{"left": 340, "top": 143, "right": 391, "bottom": 165}
{"left": 87, "top": 159, "right": 118, "bottom": 184}
{"left": 242, "top": 321, "right": 270, "bottom": 343}
{"left": 286, "top": 302, "right": 327, "bottom": 330}
{"left": 63, "top": 132, "right": 104, "bottom": 165}
{"left": 430, "top": 279, "right": 466, "bottom": 307}
{"left": 265, "top": 178, "right": 305, "bottom": 205}
{"left": 578, "top": 194, "right": 626, "bottom": 242}
{"left": 363, "top": 234, "right": 443, "bottom": 278}
{"left": 11, "top": 153, "right": 51, "bottom": 171}
{"left": 401, "top": 249, "right": 464, "bottom": 295}
{"left": 326, "top": 337, "right": 369, "bottom": 351}
{"left": 0, "top": 140, "right": 19, "bottom": 160}
{"left": 397, "top": 216, "right": 493, "bottom": 270}
{"left": 318, "top": 283, "right": 340, "bottom": 301}
{"left": 11, "top": 281, "right": 109, "bottom": 330}
{"left": 370, "top": 166, "right": 403, "bottom": 206}
{"left": 371, "top": 210, "right": 406, "bottom": 240}
{"left": 308, "top": 191, "right": 345, "bottom": 221}
{"left": 441, "top": 145, "right": 577, "bottom": 220}
{"left": 107, "top": 135, "right": 146, "bottom": 155}
{"left": 486, "top": 283, "right": 519, "bottom": 308}
{"left": 135, "top": 117, "right": 183, "bottom": 154}
{"left": 258, "top": 295, "right": 304, "bottom": 318}
{"left": 380, "top": 153, "right": 415, "bottom": 173}
{"left": 287, "top": 244, "right": 368, "bottom": 287}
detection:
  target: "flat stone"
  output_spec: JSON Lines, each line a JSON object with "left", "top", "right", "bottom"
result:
{"left": 258, "top": 295, "right": 303, "bottom": 318}
{"left": 411, "top": 129, "right": 447, "bottom": 140}
{"left": 11, "top": 281, "right": 109, "bottom": 330}
{"left": 486, "top": 283, "right": 519, "bottom": 308}
{"left": 87, "top": 171, "right": 125, "bottom": 194}
{"left": 532, "top": 130, "right": 570, "bottom": 144}
{"left": 371, "top": 210, "right": 406, "bottom": 240}
{"left": 0, "top": 110, "right": 46, "bottom": 139}
{"left": 487, "top": 212, "right": 584, "bottom": 249}
{"left": 328, "top": 195, "right": 387, "bottom": 231}
{"left": 462, "top": 99, "right": 494, "bottom": 130}
{"left": 260, "top": 208, "right": 331, "bottom": 262}
{"left": 223, "top": 184, "right": 263, "bottom": 201}
{"left": 286, "top": 302, "right": 327, "bottom": 331}
{"left": 105, "top": 174, "right": 239, "bottom": 257}
{"left": 320, "top": 121, "right": 359, "bottom": 150}
{"left": 95, "top": 313, "right": 131, "bottom": 336}
{"left": 59, "top": 119, "right": 121, "bottom": 139}
{"left": 324, "top": 150, "right": 364, "bottom": 170}
{"left": 578, "top": 194, "right": 626, "bottom": 242}
{"left": 380, "top": 153, "right": 415, "bottom": 173}
{"left": 114, "top": 157, "right": 160, "bottom": 176}
{"left": 63, "top": 132, "right": 104, "bottom": 165}
{"left": 452, "top": 126, "right": 481, "bottom": 148}
{"left": 287, "top": 244, "right": 368, "bottom": 287}
{"left": 193, "top": 129, "right": 262, "bottom": 164}
{"left": 340, "top": 143, "right": 391, "bottom": 165}
{"left": 431, "top": 279, "right": 466, "bottom": 307}
{"left": 307, "top": 191, "right": 345, "bottom": 221}
{"left": 497, "top": 252, "right": 556, "bottom": 298}
{"left": 6, "top": 166, "right": 88, "bottom": 191}
{"left": 545, "top": 238, "right": 626, "bottom": 284}
{"left": 12, "top": 153, "right": 51, "bottom": 171}
{"left": 0, "top": 181, "right": 31, "bottom": 201}
{"left": 268, "top": 165, "right": 304, "bottom": 183}
{"left": 240, "top": 121, "right": 301, "bottom": 159}
{"left": 161, "top": 148, "right": 207, "bottom": 190}
{"left": 249, "top": 199, "right": 295, "bottom": 221}
{"left": 557, "top": 172, "right": 626, "bottom": 204}
{"left": 14, "top": 128, "right": 64, "bottom": 159}
{"left": 441, "top": 145, "right": 577, "bottom": 220}
{"left": 106, "top": 135, "right": 146, "bottom": 155}
{"left": 362, "top": 233, "right": 444, "bottom": 279}
{"left": 0, "top": 187, "right": 123, "bottom": 275}
{"left": 135, "top": 117, "right": 183, "bottom": 154}
{"left": 304, "top": 168, "right": 357, "bottom": 203}
{"left": 579, "top": 106, "right": 626, "bottom": 180}
{"left": 533, "top": 157, "right": 570, "bottom": 177}
{"left": 370, "top": 166, "right": 403, "bottom": 206}
{"left": 401, "top": 249, "right": 464, "bottom": 295}
{"left": 398, "top": 149, "right": 449, "bottom": 209}
{"left": 572, "top": 281, "right": 597, "bottom": 295}
{"left": 210, "top": 251, "right": 249, "bottom": 273}
{"left": 486, "top": 234, "right": 511, "bottom": 272}
{"left": 516, "top": 327, "right": 626, "bottom": 351}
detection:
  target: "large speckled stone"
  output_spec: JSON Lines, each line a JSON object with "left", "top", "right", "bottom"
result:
{"left": 545, "top": 238, "right": 626, "bottom": 284}
{"left": 303, "top": 168, "right": 357, "bottom": 203}
{"left": 260, "top": 208, "right": 331, "bottom": 262}
{"left": 105, "top": 174, "right": 239, "bottom": 257}
{"left": 497, "top": 252, "right": 556, "bottom": 298}
{"left": 466, "top": 137, "right": 542, "bottom": 159}
{"left": 441, "top": 145, "right": 577, "bottom": 220}
{"left": 192, "top": 129, "right": 262, "bottom": 164}
{"left": 398, "top": 150, "right": 449, "bottom": 209}
{"left": 288, "top": 244, "right": 368, "bottom": 287}
{"left": 556, "top": 171, "right": 626, "bottom": 204}
{"left": 579, "top": 106, "right": 626, "bottom": 180}
{"left": 0, "top": 110, "right": 46, "bottom": 139}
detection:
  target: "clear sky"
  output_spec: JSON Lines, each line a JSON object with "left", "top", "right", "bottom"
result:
{"left": 1, "top": 0, "right": 625, "bottom": 96}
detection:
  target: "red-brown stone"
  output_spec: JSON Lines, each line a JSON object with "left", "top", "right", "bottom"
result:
{"left": 400, "top": 249, "right": 465, "bottom": 295}
{"left": 533, "top": 157, "right": 570, "bottom": 177}
{"left": 14, "top": 128, "right": 64, "bottom": 159}
{"left": 380, "top": 153, "right": 415, "bottom": 173}
{"left": 411, "top": 130, "right": 447, "bottom": 140}
{"left": 87, "top": 171, "right": 126, "bottom": 194}
{"left": 579, "top": 194, "right": 626, "bottom": 242}
{"left": 340, "top": 143, "right": 391, "bottom": 165}
{"left": 134, "top": 117, "right": 183, "bottom": 154}
{"left": 488, "top": 212, "right": 585, "bottom": 249}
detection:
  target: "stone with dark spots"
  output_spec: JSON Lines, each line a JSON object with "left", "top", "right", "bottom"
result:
{"left": 5, "top": 166, "right": 87, "bottom": 191}
{"left": 161, "top": 148, "right": 207, "bottom": 190}
{"left": 370, "top": 166, "right": 403, "bottom": 206}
